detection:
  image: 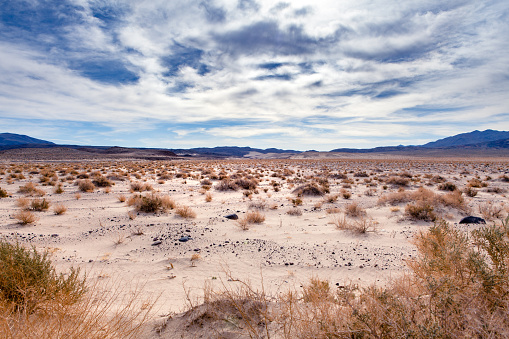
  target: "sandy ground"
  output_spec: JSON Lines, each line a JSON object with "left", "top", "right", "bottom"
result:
{"left": 0, "top": 157, "right": 508, "bottom": 336}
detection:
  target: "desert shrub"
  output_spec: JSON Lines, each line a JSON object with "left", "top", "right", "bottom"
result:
{"left": 386, "top": 176, "right": 410, "bottom": 186}
{"left": 53, "top": 204, "right": 67, "bottom": 215}
{"left": 293, "top": 183, "right": 325, "bottom": 196}
{"left": 340, "top": 189, "right": 351, "bottom": 199}
{"left": 205, "top": 192, "right": 213, "bottom": 202}
{"left": 234, "top": 178, "right": 258, "bottom": 190}
{"left": 0, "top": 187, "right": 8, "bottom": 198}
{"left": 286, "top": 207, "right": 303, "bottom": 216}
{"left": 13, "top": 210, "right": 38, "bottom": 225}
{"left": 324, "top": 194, "right": 338, "bottom": 203}
{"left": 248, "top": 202, "right": 266, "bottom": 210}
{"left": 29, "top": 198, "right": 50, "bottom": 211}
{"left": 78, "top": 179, "right": 95, "bottom": 192}
{"left": 18, "top": 182, "right": 45, "bottom": 196}
{"left": 215, "top": 179, "right": 238, "bottom": 191}
{"left": 130, "top": 181, "right": 152, "bottom": 192}
{"left": 438, "top": 182, "right": 457, "bottom": 191}
{"left": 0, "top": 240, "right": 86, "bottom": 311}
{"left": 405, "top": 202, "right": 436, "bottom": 221}
{"left": 175, "top": 205, "right": 196, "bottom": 219}
{"left": 464, "top": 186, "right": 478, "bottom": 197}
{"left": 53, "top": 184, "right": 64, "bottom": 194}
{"left": 500, "top": 175, "right": 509, "bottom": 182}
{"left": 200, "top": 178, "right": 212, "bottom": 186}
{"left": 353, "top": 171, "right": 369, "bottom": 178}
{"left": 130, "top": 193, "right": 173, "bottom": 213}
{"left": 117, "top": 194, "right": 126, "bottom": 202}
{"left": 245, "top": 210, "right": 265, "bottom": 224}
{"left": 468, "top": 178, "right": 483, "bottom": 188}
{"left": 440, "top": 190, "right": 467, "bottom": 211}
{"left": 332, "top": 215, "right": 376, "bottom": 234}
{"left": 344, "top": 202, "right": 366, "bottom": 218}
{"left": 92, "top": 175, "right": 112, "bottom": 187}
{"left": 479, "top": 202, "right": 503, "bottom": 221}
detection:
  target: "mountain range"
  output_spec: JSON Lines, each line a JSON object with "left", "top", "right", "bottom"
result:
{"left": 1, "top": 130, "right": 508, "bottom": 159}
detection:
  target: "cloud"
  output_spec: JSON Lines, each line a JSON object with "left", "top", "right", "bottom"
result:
{"left": 0, "top": 0, "right": 507, "bottom": 150}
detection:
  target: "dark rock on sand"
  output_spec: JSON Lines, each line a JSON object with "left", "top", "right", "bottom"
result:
{"left": 459, "top": 216, "right": 486, "bottom": 224}
{"left": 224, "top": 214, "right": 239, "bottom": 220}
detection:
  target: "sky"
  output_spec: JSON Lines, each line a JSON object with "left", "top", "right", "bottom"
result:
{"left": 0, "top": 0, "right": 508, "bottom": 151}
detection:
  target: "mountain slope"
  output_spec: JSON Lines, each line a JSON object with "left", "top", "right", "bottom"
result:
{"left": 0, "top": 133, "right": 55, "bottom": 146}
{"left": 422, "top": 130, "right": 509, "bottom": 148}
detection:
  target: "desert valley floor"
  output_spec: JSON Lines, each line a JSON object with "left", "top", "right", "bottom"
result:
{"left": 1, "top": 156, "right": 508, "bottom": 337}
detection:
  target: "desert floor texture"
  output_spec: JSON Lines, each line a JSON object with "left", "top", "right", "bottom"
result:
{"left": 1, "top": 156, "right": 508, "bottom": 336}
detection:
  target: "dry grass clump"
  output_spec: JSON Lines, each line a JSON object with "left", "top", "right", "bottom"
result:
{"left": 344, "top": 202, "right": 366, "bottom": 217}
{"left": 379, "top": 187, "right": 468, "bottom": 221}
{"left": 386, "top": 176, "right": 410, "bottom": 186}
{"left": 248, "top": 201, "right": 266, "bottom": 210}
{"left": 286, "top": 207, "right": 303, "bottom": 216}
{"left": 175, "top": 205, "right": 197, "bottom": 219}
{"left": 92, "top": 175, "right": 112, "bottom": 187}
{"left": 0, "top": 240, "right": 154, "bottom": 337}
{"left": 0, "top": 187, "right": 9, "bottom": 198}
{"left": 29, "top": 198, "right": 50, "bottom": 211}
{"left": 18, "top": 182, "right": 45, "bottom": 196}
{"left": 405, "top": 202, "right": 436, "bottom": 221}
{"left": 205, "top": 192, "right": 213, "bottom": 202}
{"left": 13, "top": 210, "right": 38, "bottom": 225}
{"left": 292, "top": 183, "right": 326, "bottom": 196}
{"left": 215, "top": 179, "right": 238, "bottom": 191}
{"left": 77, "top": 179, "right": 95, "bottom": 192}
{"left": 117, "top": 194, "right": 126, "bottom": 202}
{"left": 332, "top": 215, "right": 376, "bottom": 234}
{"left": 130, "top": 181, "right": 152, "bottom": 192}
{"left": 237, "top": 211, "right": 266, "bottom": 230}
{"left": 53, "top": 203, "right": 67, "bottom": 215}
{"left": 438, "top": 182, "right": 457, "bottom": 191}
{"left": 129, "top": 193, "right": 175, "bottom": 213}
{"left": 234, "top": 178, "right": 258, "bottom": 190}
{"left": 479, "top": 202, "right": 504, "bottom": 221}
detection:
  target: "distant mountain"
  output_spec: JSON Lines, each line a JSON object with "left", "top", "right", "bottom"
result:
{"left": 0, "top": 133, "right": 55, "bottom": 146}
{"left": 422, "top": 130, "right": 509, "bottom": 148}
{"left": 173, "top": 146, "right": 300, "bottom": 157}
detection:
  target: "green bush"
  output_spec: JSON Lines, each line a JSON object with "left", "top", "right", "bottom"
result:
{"left": 0, "top": 240, "right": 86, "bottom": 311}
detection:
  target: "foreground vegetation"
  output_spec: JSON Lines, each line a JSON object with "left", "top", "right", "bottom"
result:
{"left": 0, "top": 240, "right": 155, "bottom": 338}
{"left": 186, "top": 217, "right": 509, "bottom": 338}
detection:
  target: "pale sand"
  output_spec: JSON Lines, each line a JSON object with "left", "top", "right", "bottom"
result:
{"left": 0, "top": 158, "right": 508, "bottom": 336}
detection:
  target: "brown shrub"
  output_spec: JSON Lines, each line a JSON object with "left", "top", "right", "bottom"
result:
{"left": 215, "top": 179, "right": 238, "bottom": 191}
{"left": 344, "top": 202, "right": 366, "bottom": 218}
{"left": 53, "top": 204, "right": 67, "bottom": 215}
{"left": 175, "top": 205, "right": 196, "bottom": 219}
{"left": 13, "top": 210, "right": 38, "bottom": 225}
{"left": 293, "top": 183, "right": 325, "bottom": 196}
{"left": 78, "top": 179, "right": 95, "bottom": 192}
{"left": 18, "top": 182, "right": 45, "bottom": 196}
{"left": 29, "top": 198, "right": 50, "bottom": 211}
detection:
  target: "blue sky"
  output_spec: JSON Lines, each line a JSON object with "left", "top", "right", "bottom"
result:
{"left": 0, "top": 0, "right": 508, "bottom": 150}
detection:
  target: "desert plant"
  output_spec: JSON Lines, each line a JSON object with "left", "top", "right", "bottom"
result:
{"left": 175, "top": 205, "right": 197, "bottom": 219}
{"left": 53, "top": 184, "right": 64, "bottom": 194}
{"left": 205, "top": 192, "right": 213, "bottom": 202}
{"left": 18, "top": 182, "right": 45, "bottom": 196}
{"left": 53, "top": 204, "right": 67, "bottom": 215}
{"left": 13, "top": 210, "right": 38, "bottom": 225}
{"left": 479, "top": 202, "right": 503, "bottom": 221}
{"left": 405, "top": 202, "right": 436, "bottom": 221}
{"left": 118, "top": 194, "right": 126, "bottom": 202}
{"left": 464, "top": 186, "right": 478, "bottom": 197}
{"left": 293, "top": 183, "right": 325, "bottom": 196}
{"left": 215, "top": 179, "right": 238, "bottom": 191}
{"left": 0, "top": 240, "right": 86, "bottom": 311}
{"left": 0, "top": 187, "right": 8, "bottom": 198}
{"left": 78, "top": 179, "right": 95, "bottom": 192}
{"left": 438, "top": 182, "right": 457, "bottom": 191}
{"left": 29, "top": 198, "right": 50, "bottom": 211}
{"left": 344, "top": 202, "right": 366, "bottom": 218}
{"left": 286, "top": 207, "right": 303, "bottom": 216}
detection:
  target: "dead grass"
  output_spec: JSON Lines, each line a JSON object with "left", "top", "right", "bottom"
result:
{"left": 175, "top": 205, "right": 197, "bottom": 219}
{"left": 18, "top": 182, "right": 45, "bottom": 196}
{"left": 292, "top": 183, "right": 326, "bottom": 196}
{"left": 77, "top": 179, "right": 95, "bottom": 192}
{"left": 13, "top": 210, "right": 38, "bottom": 225}
{"left": 53, "top": 204, "right": 67, "bottom": 215}
{"left": 344, "top": 202, "right": 366, "bottom": 217}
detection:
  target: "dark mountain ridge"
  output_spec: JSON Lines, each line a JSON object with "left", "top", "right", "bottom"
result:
{"left": 1, "top": 130, "right": 508, "bottom": 158}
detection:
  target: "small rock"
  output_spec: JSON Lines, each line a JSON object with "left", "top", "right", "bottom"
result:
{"left": 152, "top": 241, "right": 162, "bottom": 246}
{"left": 178, "top": 236, "right": 190, "bottom": 242}
{"left": 459, "top": 216, "right": 486, "bottom": 224}
{"left": 224, "top": 214, "right": 238, "bottom": 220}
